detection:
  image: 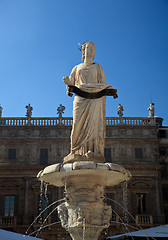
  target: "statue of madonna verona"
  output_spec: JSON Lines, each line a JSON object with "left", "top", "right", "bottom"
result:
{"left": 63, "top": 42, "right": 117, "bottom": 162}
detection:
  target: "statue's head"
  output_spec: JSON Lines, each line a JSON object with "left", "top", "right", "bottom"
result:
{"left": 78, "top": 42, "right": 95, "bottom": 62}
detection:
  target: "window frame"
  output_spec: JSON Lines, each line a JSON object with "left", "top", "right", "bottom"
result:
{"left": 104, "top": 148, "right": 112, "bottom": 162}
{"left": 136, "top": 193, "right": 146, "bottom": 214}
{"left": 135, "top": 148, "right": 143, "bottom": 159}
{"left": 40, "top": 148, "right": 48, "bottom": 165}
{"left": 4, "top": 195, "right": 15, "bottom": 217}
{"left": 8, "top": 148, "right": 16, "bottom": 159}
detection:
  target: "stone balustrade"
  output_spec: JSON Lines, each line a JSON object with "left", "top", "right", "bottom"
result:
{"left": 0, "top": 117, "right": 162, "bottom": 127}
{"left": 135, "top": 214, "right": 153, "bottom": 224}
{"left": 106, "top": 117, "right": 162, "bottom": 126}
{"left": 0, "top": 216, "right": 16, "bottom": 226}
{"left": 0, "top": 117, "right": 73, "bottom": 127}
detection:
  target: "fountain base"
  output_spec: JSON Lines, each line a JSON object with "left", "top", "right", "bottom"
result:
{"left": 37, "top": 161, "right": 131, "bottom": 240}
{"left": 58, "top": 202, "right": 111, "bottom": 240}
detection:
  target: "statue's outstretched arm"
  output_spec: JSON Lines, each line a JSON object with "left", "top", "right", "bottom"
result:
{"left": 63, "top": 65, "right": 76, "bottom": 85}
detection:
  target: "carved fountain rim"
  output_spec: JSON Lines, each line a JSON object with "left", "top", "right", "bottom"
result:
{"left": 37, "top": 161, "right": 131, "bottom": 187}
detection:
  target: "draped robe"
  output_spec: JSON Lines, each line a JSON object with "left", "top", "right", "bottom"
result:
{"left": 69, "top": 62, "right": 111, "bottom": 157}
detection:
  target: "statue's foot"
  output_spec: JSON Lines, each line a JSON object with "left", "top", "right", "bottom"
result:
{"left": 64, "top": 151, "right": 105, "bottom": 163}
{"left": 85, "top": 150, "right": 94, "bottom": 158}
{"left": 63, "top": 152, "right": 85, "bottom": 164}
{"left": 85, "top": 150, "right": 102, "bottom": 158}
{"left": 85, "top": 151, "right": 105, "bottom": 162}
{"left": 65, "top": 152, "right": 74, "bottom": 158}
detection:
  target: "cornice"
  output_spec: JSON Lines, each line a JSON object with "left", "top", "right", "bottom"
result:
{"left": 0, "top": 165, "right": 44, "bottom": 175}
{"left": 122, "top": 164, "right": 163, "bottom": 172}
{"left": 0, "top": 164, "right": 162, "bottom": 174}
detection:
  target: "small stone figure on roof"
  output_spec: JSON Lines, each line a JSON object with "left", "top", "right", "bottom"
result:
{"left": 117, "top": 104, "right": 124, "bottom": 117}
{"left": 25, "top": 104, "right": 33, "bottom": 118}
{"left": 57, "top": 104, "right": 65, "bottom": 118}
{"left": 0, "top": 105, "right": 3, "bottom": 117}
{"left": 148, "top": 103, "right": 155, "bottom": 117}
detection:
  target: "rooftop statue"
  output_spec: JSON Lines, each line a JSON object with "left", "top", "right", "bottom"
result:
{"left": 57, "top": 104, "right": 65, "bottom": 118}
{"left": 0, "top": 105, "right": 3, "bottom": 118}
{"left": 25, "top": 104, "right": 33, "bottom": 118}
{"left": 148, "top": 103, "right": 155, "bottom": 117}
{"left": 117, "top": 104, "right": 124, "bottom": 117}
{"left": 63, "top": 42, "right": 117, "bottom": 161}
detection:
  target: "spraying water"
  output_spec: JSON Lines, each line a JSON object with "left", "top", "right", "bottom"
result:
{"left": 44, "top": 183, "right": 49, "bottom": 206}
{"left": 38, "top": 180, "right": 44, "bottom": 225}
{"left": 35, "top": 205, "right": 59, "bottom": 237}
{"left": 83, "top": 217, "right": 86, "bottom": 240}
{"left": 121, "top": 181, "right": 128, "bottom": 226}
{"left": 106, "top": 196, "right": 157, "bottom": 240}
{"left": 25, "top": 198, "right": 65, "bottom": 236}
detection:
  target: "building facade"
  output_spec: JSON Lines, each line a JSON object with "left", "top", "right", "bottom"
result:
{"left": 0, "top": 114, "right": 167, "bottom": 239}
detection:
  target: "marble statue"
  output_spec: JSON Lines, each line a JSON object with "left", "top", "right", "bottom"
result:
{"left": 117, "top": 104, "right": 124, "bottom": 117}
{"left": 25, "top": 104, "right": 33, "bottom": 118}
{"left": 63, "top": 42, "right": 113, "bottom": 159}
{"left": 57, "top": 104, "right": 65, "bottom": 118}
{"left": 148, "top": 103, "right": 155, "bottom": 117}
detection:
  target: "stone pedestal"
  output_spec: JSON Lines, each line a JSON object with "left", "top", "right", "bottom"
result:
{"left": 37, "top": 161, "right": 131, "bottom": 240}
{"left": 63, "top": 153, "right": 106, "bottom": 164}
{"left": 57, "top": 172, "right": 111, "bottom": 240}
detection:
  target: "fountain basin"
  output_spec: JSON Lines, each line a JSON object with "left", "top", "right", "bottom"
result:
{"left": 37, "top": 161, "right": 131, "bottom": 187}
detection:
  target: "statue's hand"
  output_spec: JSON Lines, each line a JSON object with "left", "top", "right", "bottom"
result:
{"left": 63, "top": 76, "right": 71, "bottom": 85}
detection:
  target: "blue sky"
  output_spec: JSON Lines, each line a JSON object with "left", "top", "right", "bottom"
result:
{"left": 0, "top": 0, "right": 168, "bottom": 125}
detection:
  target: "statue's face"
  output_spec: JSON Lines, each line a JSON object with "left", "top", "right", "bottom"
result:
{"left": 85, "top": 42, "right": 95, "bottom": 59}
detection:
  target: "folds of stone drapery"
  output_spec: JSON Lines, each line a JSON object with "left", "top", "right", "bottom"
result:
{"left": 71, "top": 95, "right": 106, "bottom": 156}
